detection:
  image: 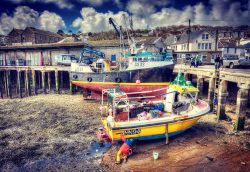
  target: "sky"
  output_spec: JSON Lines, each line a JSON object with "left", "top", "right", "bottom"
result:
{"left": 0, "top": 0, "right": 249, "bottom": 35}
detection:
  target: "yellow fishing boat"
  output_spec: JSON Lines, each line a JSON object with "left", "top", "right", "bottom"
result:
{"left": 99, "top": 71, "right": 210, "bottom": 142}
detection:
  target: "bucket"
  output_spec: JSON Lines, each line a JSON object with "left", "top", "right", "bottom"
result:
{"left": 153, "top": 151, "right": 159, "bottom": 160}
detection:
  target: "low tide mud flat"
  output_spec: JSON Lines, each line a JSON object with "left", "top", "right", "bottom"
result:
{"left": 0, "top": 95, "right": 249, "bottom": 171}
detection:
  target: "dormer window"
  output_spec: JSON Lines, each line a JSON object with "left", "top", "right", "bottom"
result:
{"left": 202, "top": 33, "right": 209, "bottom": 40}
{"left": 174, "top": 36, "right": 177, "bottom": 43}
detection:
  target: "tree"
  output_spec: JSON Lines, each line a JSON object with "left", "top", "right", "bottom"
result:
{"left": 57, "top": 29, "right": 64, "bottom": 35}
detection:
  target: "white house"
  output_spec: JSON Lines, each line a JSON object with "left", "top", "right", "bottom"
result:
{"left": 165, "top": 30, "right": 221, "bottom": 63}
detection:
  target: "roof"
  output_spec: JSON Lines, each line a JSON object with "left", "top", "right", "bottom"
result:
{"left": 218, "top": 40, "right": 237, "bottom": 48}
{"left": 24, "top": 27, "right": 63, "bottom": 38}
{"left": 0, "top": 42, "right": 91, "bottom": 50}
{"left": 8, "top": 28, "right": 24, "bottom": 36}
{"left": 165, "top": 30, "right": 215, "bottom": 45}
{"left": 88, "top": 37, "right": 159, "bottom": 47}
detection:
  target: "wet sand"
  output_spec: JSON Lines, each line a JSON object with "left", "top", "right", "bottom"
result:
{"left": 0, "top": 95, "right": 249, "bottom": 171}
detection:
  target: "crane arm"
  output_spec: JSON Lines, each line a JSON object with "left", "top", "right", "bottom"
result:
{"left": 109, "top": 17, "right": 121, "bottom": 37}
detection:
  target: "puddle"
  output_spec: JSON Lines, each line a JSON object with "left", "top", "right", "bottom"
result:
{"left": 19, "top": 141, "right": 112, "bottom": 171}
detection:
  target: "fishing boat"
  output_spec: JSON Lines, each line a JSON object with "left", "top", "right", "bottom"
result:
{"left": 70, "top": 16, "right": 174, "bottom": 95}
{"left": 98, "top": 72, "right": 210, "bottom": 142}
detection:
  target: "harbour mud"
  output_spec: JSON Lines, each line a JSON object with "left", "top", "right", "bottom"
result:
{"left": 0, "top": 95, "right": 249, "bottom": 171}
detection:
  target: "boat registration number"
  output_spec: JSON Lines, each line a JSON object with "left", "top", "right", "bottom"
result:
{"left": 124, "top": 129, "right": 141, "bottom": 135}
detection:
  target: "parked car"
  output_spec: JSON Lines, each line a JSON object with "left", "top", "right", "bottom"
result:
{"left": 222, "top": 54, "right": 240, "bottom": 69}
{"left": 239, "top": 56, "right": 250, "bottom": 68}
{"left": 56, "top": 54, "right": 78, "bottom": 66}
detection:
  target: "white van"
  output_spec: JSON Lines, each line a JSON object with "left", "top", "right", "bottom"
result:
{"left": 56, "top": 54, "right": 78, "bottom": 66}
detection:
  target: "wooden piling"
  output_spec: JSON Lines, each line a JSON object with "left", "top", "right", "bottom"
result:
{"left": 42, "top": 70, "right": 46, "bottom": 94}
{"left": 25, "top": 69, "right": 31, "bottom": 96}
{"left": 6, "top": 70, "right": 12, "bottom": 99}
{"left": 69, "top": 71, "right": 72, "bottom": 94}
{"left": 32, "top": 70, "right": 37, "bottom": 95}
{"left": 48, "top": 71, "right": 51, "bottom": 92}
{"left": 217, "top": 80, "right": 228, "bottom": 120}
{"left": 17, "top": 70, "right": 22, "bottom": 98}
{"left": 60, "top": 71, "right": 63, "bottom": 89}
{"left": 55, "top": 70, "right": 59, "bottom": 94}
{"left": 234, "top": 83, "right": 250, "bottom": 131}
{"left": 0, "top": 71, "right": 3, "bottom": 98}
{"left": 4, "top": 70, "right": 8, "bottom": 97}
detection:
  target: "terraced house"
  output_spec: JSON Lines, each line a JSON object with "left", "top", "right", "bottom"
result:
{"left": 165, "top": 30, "right": 221, "bottom": 63}
{"left": 7, "top": 27, "right": 63, "bottom": 45}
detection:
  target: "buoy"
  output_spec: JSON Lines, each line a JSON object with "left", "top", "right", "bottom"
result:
{"left": 136, "top": 80, "right": 141, "bottom": 84}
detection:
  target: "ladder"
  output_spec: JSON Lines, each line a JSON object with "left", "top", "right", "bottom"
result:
{"left": 213, "top": 69, "right": 220, "bottom": 113}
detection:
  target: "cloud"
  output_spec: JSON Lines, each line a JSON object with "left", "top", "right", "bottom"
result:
{"left": 6, "top": 0, "right": 74, "bottom": 9}
{"left": 38, "top": 11, "right": 66, "bottom": 32}
{"left": 78, "top": 0, "right": 110, "bottom": 6}
{"left": 72, "top": 7, "right": 128, "bottom": 33}
{"left": 73, "top": 0, "right": 250, "bottom": 33}
{"left": 0, "top": 6, "right": 66, "bottom": 35}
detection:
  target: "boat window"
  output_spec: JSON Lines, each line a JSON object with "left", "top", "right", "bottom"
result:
{"left": 96, "top": 63, "right": 103, "bottom": 68}
{"left": 150, "top": 58, "right": 155, "bottom": 61}
{"left": 138, "top": 58, "right": 142, "bottom": 61}
{"left": 133, "top": 58, "right": 137, "bottom": 62}
{"left": 143, "top": 57, "right": 148, "bottom": 62}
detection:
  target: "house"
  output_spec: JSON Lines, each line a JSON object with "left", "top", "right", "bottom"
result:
{"left": 0, "top": 35, "right": 7, "bottom": 46}
{"left": 22, "top": 27, "right": 63, "bottom": 44}
{"left": 6, "top": 27, "right": 63, "bottom": 45}
{"left": 7, "top": 28, "right": 24, "bottom": 45}
{"left": 165, "top": 30, "right": 220, "bottom": 63}
{"left": 218, "top": 40, "right": 249, "bottom": 59}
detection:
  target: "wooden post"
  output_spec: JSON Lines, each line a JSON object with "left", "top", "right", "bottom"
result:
{"left": 217, "top": 80, "right": 228, "bottom": 120}
{"left": 60, "top": 71, "right": 63, "bottom": 89}
{"left": 235, "top": 83, "right": 250, "bottom": 131}
{"left": 208, "top": 78, "right": 215, "bottom": 111}
{"left": 17, "top": 70, "right": 22, "bottom": 98}
{"left": 69, "top": 71, "right": 72, "bottom": 94}
{"left": 0, "top": 71, "right": 3, "bottom": 98}
{"left": 25, "top": 69, "right": 31, "bottom": 96}
{"left": 48, "top": 71, "right": 51, "bottom": 92}
{"left": 55, "top": 70, "right": 59, "bottom": 94}
{"left": 37, "top": 71, "right": 41, "bottom": 89}
{"left": 197, "top": 76, "right": 204, "bottom": 96}
{"left": 7, "top": 70, "right": 12, "bottom": 99}
{"left": 165, "top": 124, "right": 169, "bottom": 144}
{"left": 4, "top": 70, "right": 8, "bottom": 97}
{"left": 42, "top": 70, "right": 46, "bottom": 94}
{"left": 32, "top": 70, "right": 37, "bottom": 95}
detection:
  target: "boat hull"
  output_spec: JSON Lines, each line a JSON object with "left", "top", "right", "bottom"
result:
{"left": 71, "top": 64, "right": 174, "bottom": 95}
{"left": 71, "top": 64, "right": 174, "bottom": 83}
{"left": 102, "top": 116, "right": 202, "bottom": 141}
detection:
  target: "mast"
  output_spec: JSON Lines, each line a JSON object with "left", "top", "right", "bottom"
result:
{"left": 187, "top": 19, "right": 191, "bottom": 52}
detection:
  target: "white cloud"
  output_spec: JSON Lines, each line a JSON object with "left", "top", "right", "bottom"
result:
{"left": 7, "top": 0, "right": 73, "bottom": 9}
{"left": 0, "top": 6, "right": 66, "bottom": 35}
{"left": 72, "top": 7, "right": 128, "bottom": 33}
{"left": 38, "top": 11, "right": 66, "bottom": 32}
{"left": 78, "top": 0, "right": 110, "bottom": 6}
{"left": 73, "top": 0, "right": 250, "bottom": 33}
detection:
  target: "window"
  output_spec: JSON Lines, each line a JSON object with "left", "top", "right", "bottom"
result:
{"left": 206, "top": 34, "right": 209, "bottom": 39}
{"left": 202, "top": 34, "right": 205, "bottom": 39}
{"left": 201, "top": 43, "right": 205, "bottom": 49}
{"left": 234, "top": 48, "right": 237, "bottom": 54}
{"left": 227, "top": 48, "right": 229, "bottom": 53}
{"left": 198, "top": 43, "right": 201, "bottom": 49}
{"left": 205, "top": 43, "right": 208, "bottom": 49}
{"left": 202, "top": 33, "right": 209, "bottom": 40}
{"left": 209, "top": 43, "right": 212, "bottom": 49}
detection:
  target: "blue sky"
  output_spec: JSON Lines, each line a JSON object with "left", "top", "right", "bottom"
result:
{"left": 0, "top": 0, "right": 249, "bottom": 35}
